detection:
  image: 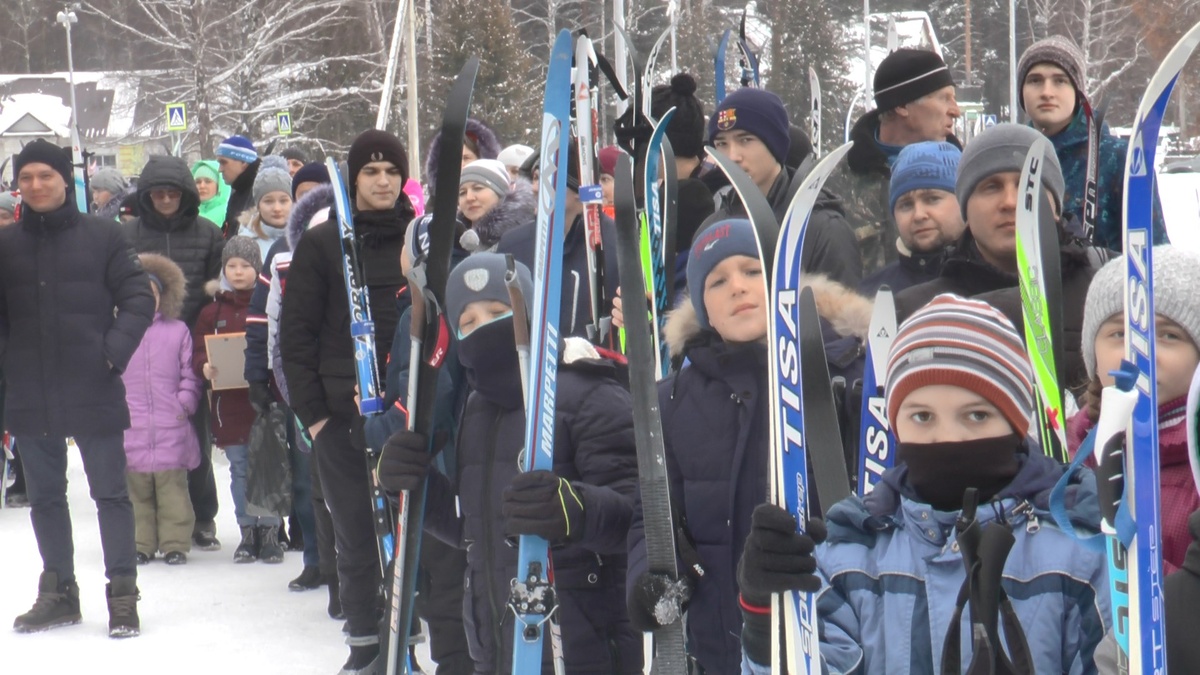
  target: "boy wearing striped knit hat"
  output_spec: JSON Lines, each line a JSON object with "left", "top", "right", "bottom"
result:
{"left": 736, "top": 294, "right": 1110, "bottom": 674}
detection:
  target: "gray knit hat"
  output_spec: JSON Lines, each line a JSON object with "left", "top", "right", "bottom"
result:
{"left": 1081, "top": 246, "right": 1200, "bottom": 379}
{"left": 460, "top": 159, "right": 511, "bottom": 200}
{"left": 222, "top": 235, "right": 263, "bottom": 275}
{"left": 90, "top": 167, "right": 128, "bottom": 195}
{"left": 1017, "top": 36, "right": 1086, "bottom": 111}
{"left": 253, "top": 156, "right": 293, "bottom": 205}
{"left": 956, "top": 123, "right": 1065, "bottom": 221}
{"left": 446, "top": 252, "right": 533, "bottom": 337}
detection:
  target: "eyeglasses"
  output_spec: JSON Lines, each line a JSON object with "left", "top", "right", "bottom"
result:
{"left": 150, "top": 188, "right": 182, "bottom": 200}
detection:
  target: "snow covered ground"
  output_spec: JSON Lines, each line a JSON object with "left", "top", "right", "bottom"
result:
{"left": 0, "top": 447, "right": 434, "bottom": 674}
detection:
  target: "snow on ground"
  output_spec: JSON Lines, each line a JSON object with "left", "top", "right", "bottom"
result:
{"left": 0, "top": 447, "right": 434, "bottom": 674}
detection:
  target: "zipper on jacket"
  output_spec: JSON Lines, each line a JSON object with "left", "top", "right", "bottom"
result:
{"left": 479, "top": 408, "right": 506, "bottom": 675}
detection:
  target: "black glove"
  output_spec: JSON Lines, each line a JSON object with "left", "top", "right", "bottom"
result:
{"left": 627, "top": 571, "right": 692, "bottom": 632}
{"left": 737, "top": 504, "right": 827, "bottom": 666}
{"left": 248, "top": 381, "right": 274, "bottom": 414}
{"left": 501, "top": 470, "right": 584, "bottom": 543}
{"left": 376, "top": 430, "right": 433, "bottom": 493}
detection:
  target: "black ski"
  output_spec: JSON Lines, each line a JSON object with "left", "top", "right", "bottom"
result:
{"left": 798, "top": 287, "right": 851, "bottom": 513}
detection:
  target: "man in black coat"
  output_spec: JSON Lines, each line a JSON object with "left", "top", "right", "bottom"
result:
{"left": 701, "top": 87, "right": 863, "bottom": 288}
{"left": 280, "top": 129, "right": 414, "bottom": 675}
{"left": 217, "top": 135, "right": 262, "bottom": 240}
{"left": 123, "top": 154, "right": 225, "bottom": 550}
{"left": 0, "top": 139, "right": 155, "bottom": 637}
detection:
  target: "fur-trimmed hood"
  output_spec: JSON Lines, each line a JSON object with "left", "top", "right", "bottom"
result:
{"left": 287, "top": 183, "right": 334, "bottom": 250}
{"left": 139, "top": 252, "right": 188, "bottom": 321}
{"left": 424, "top": 118, "right": 502, "bottom": 193}
{"left": 460, "top": 178, "right": 536, "bottom": 252}
{"left": 663, "top": 273, "right": 874, "bottom": 358}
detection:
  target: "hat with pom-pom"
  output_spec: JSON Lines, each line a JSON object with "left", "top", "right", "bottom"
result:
{"left": 253, "top": 156, "right": 293, "bottom": 205}
{"left": 652, "top": 73, "right": 707, "bottom": 159}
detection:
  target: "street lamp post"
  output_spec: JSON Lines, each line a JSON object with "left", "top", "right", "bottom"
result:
{"left": 56, "top": 4, "right": 80, "bottom": 140}
{"left": 56, "top": 3, "right": 87, "bottom": 213}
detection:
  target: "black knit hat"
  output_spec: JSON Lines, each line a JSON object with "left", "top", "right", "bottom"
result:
{"left": 347, "top": 129, "right": 409, "bottom": 200}
{"left": 14, "top": 139, "right": 73, "bottom": 192}
{"left": 280, "top": 146, "right": 308, "bottom": 164}
{"left": 873, "top": 48, "right": 956, "bottom": 111}
{"left": 651, "top": 73, "right": 706, "bottom": 159}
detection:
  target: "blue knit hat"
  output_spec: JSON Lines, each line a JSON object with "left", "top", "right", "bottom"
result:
{"left": 686, "top": 218, "right": 761, "bottom": 330}
{"left": 889, "top": 141, "right": 962, "bottom": 214}
{"left": 291, "top": 162, "right": 330, "bottom": 199}
{"left": 217, "top": 135, "right": 258, "bottom": 164}
{"left": 707, "top": 89, "right": 791, "bottom": 167}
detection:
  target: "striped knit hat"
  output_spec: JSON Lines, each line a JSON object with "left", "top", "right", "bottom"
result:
{"left": 217, "top": 135, "right": 258, "bottom": 164}
{"left": 886, "top": 294, "right": 1034, "bottom": 438}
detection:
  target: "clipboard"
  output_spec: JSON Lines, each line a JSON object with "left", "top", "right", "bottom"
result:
{"left": 205, "top": 332, "right": 249, "bottom": 391}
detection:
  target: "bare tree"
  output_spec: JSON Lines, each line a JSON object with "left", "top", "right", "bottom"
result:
{"left": 86, "top": 0, "right": 386, "bottom": 156}
{"left": 1024, "top": 0, "right": 1142, "bottom": 101}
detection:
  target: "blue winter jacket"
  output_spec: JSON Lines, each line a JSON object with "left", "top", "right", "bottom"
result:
{"left": 1041, "top": 107, "right": 1166, "bottom": 250}
{"left": 743, "top": 452, "right": 1110, "bottom": 675}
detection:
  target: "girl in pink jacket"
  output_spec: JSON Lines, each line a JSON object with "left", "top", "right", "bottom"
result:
{"left": 121, "top": 254, "right": 203, "bottom": 565}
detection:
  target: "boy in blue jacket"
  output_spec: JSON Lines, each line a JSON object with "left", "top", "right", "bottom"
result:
{"left": 738, "top": 294, "right": 1110, "bottom": 674}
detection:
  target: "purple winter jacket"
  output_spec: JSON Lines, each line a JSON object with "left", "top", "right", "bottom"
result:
{"left": 121, "top": 314, "right": 203, "bottom": 473}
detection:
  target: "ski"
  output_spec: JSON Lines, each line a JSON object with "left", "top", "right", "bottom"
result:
{"left": 390, "top": 57, "right": 481, "bottom": 675}
{"left": 661, "top": 137, "right": 679, "bottom": 300}
{"left": 69, "top": 116, "right": 88, "bottom": 213}
{"left": 1120, "top": 21, "right": 1200, "bottom": 673}
{"left": 714, "top": 28, "right": 732, "bottom": 105}
{"left": 1015, "top": 137, "right": 1068, "bottom": 463}
{"left": 857, "top": 286, "right": 896, "bottom": 497}
{"left": 643, "top": 108, "right": 676, "bottom": 376}
{"left": 809, "top": 67, "right": 821, "bottom": 158}
{"left": 1081, "top": 97, "right": 1105, "bottom": 243}
{"left": 574, "top": 33, "right": 610, "bottom": 347}
{"left": 613, "top": 151, "right": 689, "bottom": 673}
{"left": 510, "top": 29, "right": 573, "bottom": 675}
{"left": 761, "top": 142, "right": 853, "bottom": 673}
{"left": 736, "top": 11, "right": 761, "bottom": 90}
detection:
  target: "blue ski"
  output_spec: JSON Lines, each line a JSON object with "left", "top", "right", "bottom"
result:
{"left": 714, "top": 29, "right": 731, "bottom": 105}
{"left": 857, "top": 286, "right": 896, "bottom": 497}
{"left": 510, "top": 28, "right": 573, "bottom": 675}
{"left": 644, "top": 108, "right": 675, "bottom": 377}
{"left": 1120, "top": 21, "right": 1200, "bottom": 673}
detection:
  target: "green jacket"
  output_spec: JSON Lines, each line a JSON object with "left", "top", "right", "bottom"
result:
{"left": 192, "top": 160, "right": 230, "bottom": 230}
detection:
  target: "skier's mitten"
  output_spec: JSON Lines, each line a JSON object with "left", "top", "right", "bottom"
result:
{"left": 501, "top": 470, "right": 584, "bottom": 544}
{"left": 248, "top": 381, "right": 274, "bottom": 414}
{"left": 627, "top": 571, "right": 693, "bottom": 631}
{"left": 376, "top": 431, "right": 433, "bottom": 493}
{"left": 737, "top": 503, "right": 826, "bottom": 607}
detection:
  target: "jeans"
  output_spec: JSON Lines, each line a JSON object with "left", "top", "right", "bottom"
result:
{"left": 19, "top": 433, "right": 137, "bottom": 581}
{"left": 223, "top": 444, "right": 282, "bottom": 528}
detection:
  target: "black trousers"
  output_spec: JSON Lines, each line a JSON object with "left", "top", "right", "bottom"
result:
{"left": 188, "top": 395, "right": 219, "bottom": 528}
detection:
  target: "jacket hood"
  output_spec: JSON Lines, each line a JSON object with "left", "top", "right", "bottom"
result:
{"left": 461, "top": 178, "right": 536, "bottom": 251}
{"left": 139, "top": 252, "right": 188, "bottom": 320}
{"left": 288, "top": 183, "right": 334, "bottom": 250}
{"left": 191, "top": 160, "right": 230, "bottom": 203}
{"left": 137, "top": 155, "right": 201, "bottom": 218}
{"left": 424, "top": 118, "right": 502, "bottom": 192}
{"left": 663, "top": 273, "right": 873, "bottom": 358}
{"left": 97, "top": 185, "right": 137, "bottom": 221}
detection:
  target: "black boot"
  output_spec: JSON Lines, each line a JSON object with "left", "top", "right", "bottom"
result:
{"left": 327, "top": 574, "right": 344, "bottom": 620}
{"left": 289, "top": 565, "right": 324, "bottom": 591}
{"left": 13, "top": 571, "right": 81, "bottom": 633}
{"left": 257, "top": 525, "right": 285, "bottom": 564}
{"left": 192, "top": 521, "right": 221, "bottom": 551}
{"left": 106, "top": 576, "right": 140, "bottom": 638}
{"left": 337, "top": 629, "right": 381, "bottom": 675}
{"left": 234, "top": 525, "right": 258, "bottom": 563}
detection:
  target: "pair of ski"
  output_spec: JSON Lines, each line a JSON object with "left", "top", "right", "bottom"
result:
{"left": 713, "top": 12, "right": 760, "bottom": 105}
{"left": 325, "top": 57, "right": 481, "bottom": 674}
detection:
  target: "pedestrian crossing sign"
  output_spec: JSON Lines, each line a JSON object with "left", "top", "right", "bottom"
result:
{"left": 165, "top": 103, "right": 187, "bottom": 132}
{"left": 983, "top": 114, "right": 998, "bottom": 128}
{"left": 277, "top": 111, "right": 293, "bottom": 136}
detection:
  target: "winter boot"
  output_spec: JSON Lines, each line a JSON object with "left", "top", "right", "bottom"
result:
{"left": 327, "top": 575, "right": 344, "bottom": 620}
{"left": 337, "top": 629, "right": 381, "bottom": 675}
{"left": 257, "top": 525, "right": 285, "bottom": 564}
{"left": 192, "top": 521, "right": 221, "bottom": 551}
{"left": 13, "top": 571, "right": 81, "bottom": 633}
{"left": 105, "top": 576, "right": 140, "bottom": 638}
{"left": 289, "top": 565, "right": 324, "bottom": 591}
{"left": 234, "top": 525, "right": 258, "bottom": 563}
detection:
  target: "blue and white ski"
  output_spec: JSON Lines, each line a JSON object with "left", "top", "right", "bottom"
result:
{"left": 510, "top": 28, "right": 573, "bottom": 675}
{"left": 643, "top": 108, "right": 675, "bottom": 377}
{"left": 766, "top": 143, "right": 853, "bottom": 672}
{"left": 857, "top": 286, "right": 896, "bottom": 497}
{"left": 1120, "top": 21, "right": 1200, "bottom": 673}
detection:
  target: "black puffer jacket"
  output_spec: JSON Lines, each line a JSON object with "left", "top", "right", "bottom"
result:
{"left": 702, "top": 164, "right": 863, "bottom": 288}
{"left": 421, "top": 338, "right": 640, "bottom": 674}
{"left": 279, "top": 201, "right": 412, "bottom": 427}
{"left": 123, "top": 155, "right": 224, "bottom": 326}
{"left": 0, "top": 201, "right": 155, "bottom": 436}
{"left": 222, "top": 158, "right": 260, "bottom": 239}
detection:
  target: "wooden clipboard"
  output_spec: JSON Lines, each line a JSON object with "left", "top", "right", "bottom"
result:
{"left": 204, "top": 332, "right": 249, "bottom": 391}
